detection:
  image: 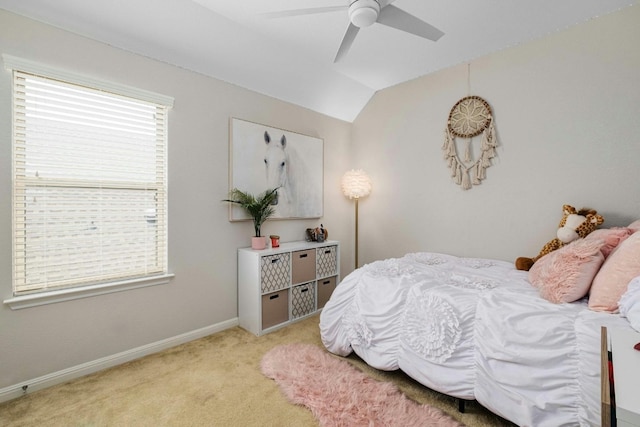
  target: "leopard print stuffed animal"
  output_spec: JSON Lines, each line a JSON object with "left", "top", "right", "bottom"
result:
{"left": 515, "top": 204, "right": 604, "bottom": 271}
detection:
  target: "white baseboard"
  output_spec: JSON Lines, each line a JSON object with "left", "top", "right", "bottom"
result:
{"left": 0, "top": 317, "right": 239, "bottom": 404}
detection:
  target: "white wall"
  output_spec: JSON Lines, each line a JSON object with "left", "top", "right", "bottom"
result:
{"left": 352, "top": 6, "right": 640, "bottom": 264}
{"left": 0, "top": 10, "right": 354, "bottom": 392}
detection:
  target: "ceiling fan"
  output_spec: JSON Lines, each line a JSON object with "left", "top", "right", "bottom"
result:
{"left": 263, "top": 0, "right": 444, "bottom": 62}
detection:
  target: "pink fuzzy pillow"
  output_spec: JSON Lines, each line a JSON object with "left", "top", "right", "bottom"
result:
{"left": 529, "top": 238, "right": 605, "bottom": 304}
{"left": 589, "top": 231, "right": 640, "bottom": 312}
{"left": 584, "top": 227, "right": 633, "bottom": 258}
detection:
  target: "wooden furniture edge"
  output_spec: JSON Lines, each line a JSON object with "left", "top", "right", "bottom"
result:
{"left": 601, "top": 326, "right": 611, "bottom": 427}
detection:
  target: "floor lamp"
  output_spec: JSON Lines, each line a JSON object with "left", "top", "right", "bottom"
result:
{"left": 341, "top": 170, "right": 372, "bottom": 269}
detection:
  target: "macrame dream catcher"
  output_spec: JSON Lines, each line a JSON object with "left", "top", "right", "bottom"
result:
{"left": 442, "top": 96, "right": 497, "bottom": 190}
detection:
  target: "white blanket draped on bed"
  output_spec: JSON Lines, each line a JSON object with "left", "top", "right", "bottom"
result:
{"left": 319, "top": 252, "right": 630, "bottom": 427}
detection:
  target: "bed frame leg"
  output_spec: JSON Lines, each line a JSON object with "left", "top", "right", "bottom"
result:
{"left": 457, "top": 398, "right": 466, "bottom": 413}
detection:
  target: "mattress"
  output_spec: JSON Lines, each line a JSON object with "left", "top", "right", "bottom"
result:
{"left": 319, "top": 252, "right": 630, "bottom": 426}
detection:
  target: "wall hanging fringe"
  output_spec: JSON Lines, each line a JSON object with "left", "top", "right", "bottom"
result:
{"left": 442, "top": 96, "right": 498, "bottom": 190}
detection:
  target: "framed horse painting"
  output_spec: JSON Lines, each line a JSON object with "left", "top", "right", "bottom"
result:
{"left": 229, "top": 118, "right": 324, "bottom": 220}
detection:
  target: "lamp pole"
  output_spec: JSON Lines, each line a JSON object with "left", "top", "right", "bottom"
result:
{"left": 354, "top": 196, "right": 359, "bottom": 270}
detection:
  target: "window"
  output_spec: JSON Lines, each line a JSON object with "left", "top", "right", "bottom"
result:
{"left": 5, "top": 56, "right": 173, "bottom": 303}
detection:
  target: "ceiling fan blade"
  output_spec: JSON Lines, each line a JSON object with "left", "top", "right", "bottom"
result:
{"left": 377, "top": 5, "right": 444, "bottom": 42}
{"left": 334, "top": 23, "right": 360, "bottom": 63}
{"left": 261, "top": 6, "right": 346, "bottom": 19}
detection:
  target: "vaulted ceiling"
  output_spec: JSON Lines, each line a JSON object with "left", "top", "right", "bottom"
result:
{"left": 0, "top": 0, "right": 635, "bottom": 121}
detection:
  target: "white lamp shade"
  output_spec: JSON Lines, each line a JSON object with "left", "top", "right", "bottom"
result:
{"left": 341, "top": 169, "right": 372, "bottom": 199}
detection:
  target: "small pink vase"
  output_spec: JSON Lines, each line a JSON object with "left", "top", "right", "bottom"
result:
{"left": 251, "top": 236, "right": 266, "bottom": 250}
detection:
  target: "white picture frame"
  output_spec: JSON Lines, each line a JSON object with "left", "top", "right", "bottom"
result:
{"left": 229, "top": 118, "right": 324, "bottom": 220}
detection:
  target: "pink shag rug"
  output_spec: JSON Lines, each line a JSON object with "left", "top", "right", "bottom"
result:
{"left": 261, "top": 343, "right": 464, "bottom": 427}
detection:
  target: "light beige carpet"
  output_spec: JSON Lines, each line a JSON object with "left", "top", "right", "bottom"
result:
{"left": 0, "top": 314, "right": 515, "bottom": 426}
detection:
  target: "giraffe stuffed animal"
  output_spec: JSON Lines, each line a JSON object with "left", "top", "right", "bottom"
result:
{"left": 515, "top": 204, "right": 604, "bottom": 271}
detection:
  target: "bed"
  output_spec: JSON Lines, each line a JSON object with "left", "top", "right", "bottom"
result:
{"left": 319, "top": 223, "right": 640, "bottom": 426}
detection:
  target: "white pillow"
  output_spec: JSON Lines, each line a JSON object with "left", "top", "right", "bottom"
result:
{"left": 619, "top": 276, "right": 640, "bottom": 333}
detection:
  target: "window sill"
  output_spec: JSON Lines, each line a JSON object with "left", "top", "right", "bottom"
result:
{"left": 4, "top": 273, "right": 175, "bottom": 310}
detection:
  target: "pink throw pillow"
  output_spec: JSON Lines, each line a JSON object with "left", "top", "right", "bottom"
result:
{"left": 584, "top": 227, "right": 633, "bottom": 258}
{"left": 628, "top": 219, "right": 640, "bottom": 232}
{"left": 529, "top": 238, "right": 605, "bottom": 304}
{"left": 589, "top": 232, "right": 640, "bottom": 312}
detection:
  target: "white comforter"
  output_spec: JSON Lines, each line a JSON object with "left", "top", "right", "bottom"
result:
{"left": 319, "top": 252, "right": 631, "bottom": 427}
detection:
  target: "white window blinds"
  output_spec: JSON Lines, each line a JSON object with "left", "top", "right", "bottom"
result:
{"left": 11, "top": 66, "right": 171, "bottom": 295}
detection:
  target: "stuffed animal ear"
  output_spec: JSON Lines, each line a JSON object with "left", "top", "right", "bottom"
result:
{"left": 588, "top": 214, "right": 605, "bottom": 225}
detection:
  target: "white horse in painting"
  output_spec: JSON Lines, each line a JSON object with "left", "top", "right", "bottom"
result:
{"left": 263, "top": 131, "right": 319, "bottom": 218}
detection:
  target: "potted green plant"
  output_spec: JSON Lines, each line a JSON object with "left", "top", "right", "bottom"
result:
{"left": 223, "top": 187, "right": 279, "bottom": 249}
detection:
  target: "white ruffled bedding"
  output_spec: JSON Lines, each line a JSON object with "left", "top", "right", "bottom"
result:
{"left": 319, "top": 252, "right": 633, "bottom": 427}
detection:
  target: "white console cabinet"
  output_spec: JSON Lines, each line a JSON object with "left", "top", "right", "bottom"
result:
{"left": 237, "top": 240, "right": 340, "bottom": 336}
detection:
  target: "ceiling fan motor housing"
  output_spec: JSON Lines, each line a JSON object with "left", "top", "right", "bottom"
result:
{"left": 349, "top": 0, "right": 380, "bottom": 27}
